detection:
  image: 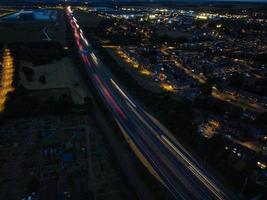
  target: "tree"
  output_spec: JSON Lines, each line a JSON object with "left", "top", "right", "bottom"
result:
{"left": 39, "top": 75, "right": 46, "bottom": 84}
{"left": 149, "top": 56, "right": 157, "bottom": 64}
{"left": 27, "top": 177, "right": 40, "bottom": 193}
{"left": 84, "top": 190, "right": 94, "bottom": 200}
{"left": 200, "top": 82, "right": 213, "bottom": 96}
{"left": 256, "top": 112, "right": 267, "bottom": 125}
{"left": 22, "top": 66, "right": 34, "bottom": 82}
{"left": 84, "top": 96, "right": 93, "bottom": 112}
{"left": 229, "top": 73, "right": 244, "bottom": 89}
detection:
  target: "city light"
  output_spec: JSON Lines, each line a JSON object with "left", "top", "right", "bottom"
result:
{"left": 0, "top": 48, "right": 14, "bottom": 112}
{"left": 160, "top": 83, "right": 174, "bottom": 92}
{"left": 257, "top": 161, "right": 266, "bottom": 170}
{"left": 196, "top": 14, "right": 208, "bottom": 20}
{"left": 149, "top": 14, "right": 156, "bottom": 19}
{"left": 140, "top": 69, "right": 151, "bottom": 76}
{"left": 116, "top": 49, "right": 139, "bottom": 69}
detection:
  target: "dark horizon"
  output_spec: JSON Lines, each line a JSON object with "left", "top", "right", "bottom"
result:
{"left": 0, "top": 0, "right": 267, "bottom": 3}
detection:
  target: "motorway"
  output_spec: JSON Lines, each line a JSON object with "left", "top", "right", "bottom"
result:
{"left": 66, "top": 6, "right": 237, "bottom": 200}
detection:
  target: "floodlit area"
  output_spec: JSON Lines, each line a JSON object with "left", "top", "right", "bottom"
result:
{"left": 0, "top": 48, "right": 14, "bottom": 112}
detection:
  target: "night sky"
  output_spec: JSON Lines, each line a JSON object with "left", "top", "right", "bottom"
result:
{"left": 0, "top": 0, "right": 267, "bottom": 2}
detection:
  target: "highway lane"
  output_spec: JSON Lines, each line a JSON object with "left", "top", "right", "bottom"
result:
{"left": 88, "top": 56, "right": 227, "bottom": 198}
{"left": 67, "top": 6, "right": 230, "bottom": 200}
{"left": 66, "top": 6, "right": 237, "bottom": 200}
{"left": 85, "top": 47, "right": 223, "bottom": 196}
{"left": 88, "top": 37, "right": 232, "bottom": 199}
{"left": 92, "top": 69, "right": 198, "bottom": 199}
{"left": 68, "top": 12, "right": 190, "bottom": 199}
{"left": 109, "top": 77, "right": 233, "bottom": 199}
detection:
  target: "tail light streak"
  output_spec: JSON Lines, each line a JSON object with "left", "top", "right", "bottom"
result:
{"left": 90, "top": 52, "right": 98, "bottom": 65}
{"left": 94, "top": 75, "right": 127, "bottom": 119}
{"left": 110, "top": 78, "right": 136, "bottom": 108}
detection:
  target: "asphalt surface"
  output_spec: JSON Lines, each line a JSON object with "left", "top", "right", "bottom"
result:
{"left": 66, "top": 6, "right": 238, "bottom": 200}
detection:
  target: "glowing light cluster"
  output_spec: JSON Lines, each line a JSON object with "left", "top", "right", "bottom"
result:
{"left": 0, "top": 48, "right": 14, "bottom": 112}
{"left": 196, "top": 14, "right": 208, "bottom": 20}
{"left": 257, "top": 161, "right": 266, "bottom": 170}
{"left": 117, "top": 49, "right": 139, "bottom": 69}
{"left": 160, "top": 83, "right": 174, "bottom": 92}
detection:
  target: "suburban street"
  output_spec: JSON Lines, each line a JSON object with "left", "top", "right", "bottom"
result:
{"left": 66, "top": 6, "right": 237, "bottom": 200}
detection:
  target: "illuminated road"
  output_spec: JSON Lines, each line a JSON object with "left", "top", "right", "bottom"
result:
{"left": 66, "top": 6, "right": 237, "bottom": 200}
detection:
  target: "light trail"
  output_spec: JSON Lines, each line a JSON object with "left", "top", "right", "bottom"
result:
{"left": 110, "top": 78, "right": 136, "bottom": 108}
{"left": 161, "top": 135, "right": 223, "bottom": 199}
{"left": 94, "top": 75, "right": 127, "bottom": 119}
{"left": 66, "top": 6, "right": 236, "bottom": 200}
{"left": 90, "top": 52, "right": 98, "bottom": 65}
